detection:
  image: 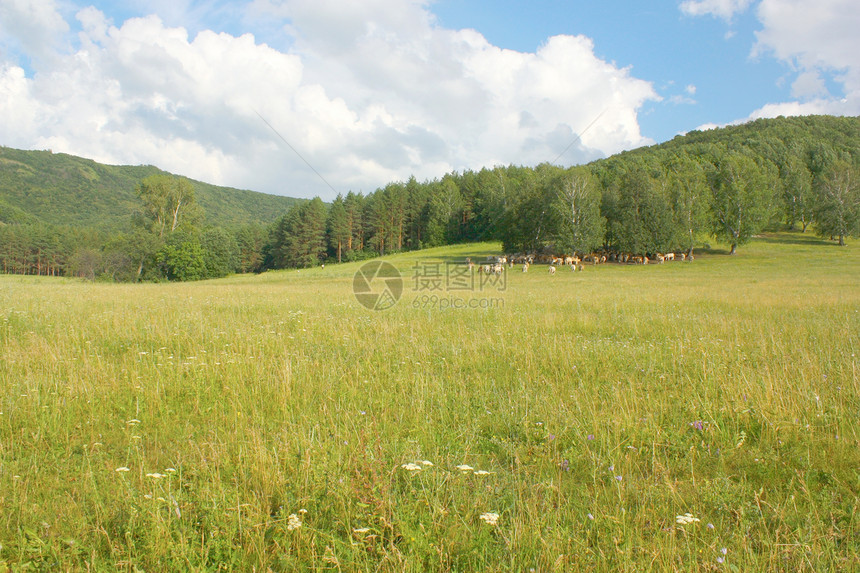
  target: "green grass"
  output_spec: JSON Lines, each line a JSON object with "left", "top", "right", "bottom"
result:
{"left": 1, "top": 232, "right": 858, "bottom": 571}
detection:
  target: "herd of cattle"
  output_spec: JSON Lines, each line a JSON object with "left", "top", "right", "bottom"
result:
{"left": 467, "top": 251, "right": 694, "bottom": 275}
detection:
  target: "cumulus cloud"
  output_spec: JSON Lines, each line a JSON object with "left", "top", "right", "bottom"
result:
{"left": 682, "top": 0, "right": 859, "bottom": 128}
{"left": 0, "top": 0, "right": 659, "bottom": 199}
{"left": 750, "top": 0, "right": 860, "bottom": 117}
{"left": 0, "top": 0, "right": 70, "bottom": 64}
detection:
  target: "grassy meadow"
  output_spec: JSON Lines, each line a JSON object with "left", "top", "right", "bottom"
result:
{"left": 1, "top": 232, "right": 858, "bottom": 571}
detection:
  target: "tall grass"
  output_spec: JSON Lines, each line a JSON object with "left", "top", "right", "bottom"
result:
{"left": 1, "top": 232, "right": 858, "bottom": 571}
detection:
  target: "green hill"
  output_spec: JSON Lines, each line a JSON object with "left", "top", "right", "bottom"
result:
{"left": 0, "top": 146, "right": 302, "bottom": 230}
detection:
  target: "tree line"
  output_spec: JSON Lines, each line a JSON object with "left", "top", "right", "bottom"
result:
{"left": 1, "top": 115, "right": 858, "bottom": 280}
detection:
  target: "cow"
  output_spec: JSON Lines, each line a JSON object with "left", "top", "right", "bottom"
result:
{"left": 522, "top": 262, "right": 529, "bottom": 272}
{"left": 664, "top": 252, "right": 675, "bottom": 262}
{"left": 548, "top": 266, "right": 556, "bottom": 275}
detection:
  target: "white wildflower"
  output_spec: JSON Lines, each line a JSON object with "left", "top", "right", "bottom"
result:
{"left": 455, "top": 464, "right": 474, "bottom": 472}
{"left": 676, "top": 513, "right": 700, "bottom": 525}
{"left": 286, "top": 513, "right": 302, "bottom": 531}
{"left": 479, "top": 512, "right": 500, "bottom": 526}
{"left": 352, "top": 527, "right": 371, "bottom": 534}
{"left": 419, "top": 460, "right": 434, "bottom": 466}
{"left": 401, "top": 463, "right": 422, "bottom": 472}
{"left": 115, "top": 467, "right": 130, "bottom": 472}
{"left": 473, "top": 470, "right": 492, "bottom": 476}
{"left": 126, "top": 419, "right": 141, "bottom": 426}
{"left": 146, "top": 473, "right": 166, "bottom": 479}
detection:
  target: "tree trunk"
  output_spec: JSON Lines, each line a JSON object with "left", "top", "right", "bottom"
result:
{"left": 839, "top": 234, "right": 845, "bottom": 246}
{"left": 730, "top": 243, "right": 737, "bottom": 255}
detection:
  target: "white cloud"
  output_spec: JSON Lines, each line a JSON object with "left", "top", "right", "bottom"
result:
{"left": 0, "top": 0, "right": 659, "bottom": 199}
{"left": 0, "top": 0, "right": 70, "bottom": 64}
{"left": 679, "top": 0, "right": 753, "bottom": 20}
{"left": 682, "top": 0, "right": 860, "bottom": 125}
{"left": 749, "top": 0, "right": 860, "bottom": 117}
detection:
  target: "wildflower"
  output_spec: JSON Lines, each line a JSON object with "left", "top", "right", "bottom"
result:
{"left": 352, "top": 527, "right": 370, "bottom": 534}
{"left": 587, "top": 434, "right": 594, "bottom": 440}
{"left": 115, "top": 467, "right": 130, "bottom": 472}
{"left": 608, "top": 465, "right": 614, "bottom": 471}
{"left": 707, "top": 523, "right": 715, "bottom": 530}
{"left": 721, "top": 548, "right": 727, "bottom": 555}
{"left": 587, "top": 513, "right": 594, "bottom": 521}
{"left": 473, "top": 470, "right": 492, "bottom": 475}
{"left": 675, "top": 513, "right": 700, "bottom": 525}
{"left": 615, "top": 475, "right": 623, "bottom": 481}
{"left": 401, "top": 463, "right": 422, "bottom": 472}
{"left": 146, "top": 473, "right": 166, "bottom": 479}
{"left": 560, "top": 459, "right": 570, "bottom": 471}
{"left": 455, "top": 464, "right": 474, "bottom": 472}
{"left": 126, "top": 419, "right": 141, "bottom": 426}
{"left": 165, "top": 467, "right": 177, "bottom": 473}
{"left": 286, "top": 513, "right": 302, "bottom": 531}
{"left": 717, "top": 557, "right": 724, "bottom": 564}
{"left": 419, "top": 460, "right": 434, "bottom": 467}
{"left": 479, "top": 512, "right": 500, "bottom": 526}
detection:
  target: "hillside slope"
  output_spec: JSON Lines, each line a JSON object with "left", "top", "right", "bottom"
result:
{"left": 0, "top": 146, "right": 302, "bottom": 229}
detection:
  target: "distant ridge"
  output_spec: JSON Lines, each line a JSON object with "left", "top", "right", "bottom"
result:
{"left": 0, "top": 146, "right": 303, "bottom": 230}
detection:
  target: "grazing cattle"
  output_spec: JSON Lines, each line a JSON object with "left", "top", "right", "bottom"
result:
{"left": 656, "top": 254, "right": 665, "bottom": 263}
{"left": 548, "top": 266, "right": 556, "bottom": 275}
{"left": 482, "top": 264, "right": 492, "bottom": 274}
{"left": 492, "top": 263, "right": 503, "bottom": 275}
{"left": 522, "top": 263, "right": 529, "bottom": 272}
{"left": 665, "top": 252, "right": 675, "bottom": 261}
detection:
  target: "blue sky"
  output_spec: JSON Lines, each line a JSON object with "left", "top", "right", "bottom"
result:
{"left": 0, "top": 0, "right": 857, "bottom": 199}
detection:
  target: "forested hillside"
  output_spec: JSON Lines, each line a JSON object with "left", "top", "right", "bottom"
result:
{"left": 264, "top": 115, "right": 859, "bottom": 269}
{"left": 0, "top": 147, "right": 300, "bottom": 229}
{"left": 1, "top": 115, "right": 858, "bottom": 281}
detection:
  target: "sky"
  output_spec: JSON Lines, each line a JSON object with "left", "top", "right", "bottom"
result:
{"left": 0, "top": 0, "right": 858, "bottom": 200}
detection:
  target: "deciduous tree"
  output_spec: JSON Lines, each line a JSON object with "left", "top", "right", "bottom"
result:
{"left": 709, "top": 152, "right": 776, "bottom": 255}
{"left": 813, "top": 160, "right": 860, "bottom": 246}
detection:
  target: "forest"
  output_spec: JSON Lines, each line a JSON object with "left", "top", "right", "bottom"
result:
{"left": 1, "top": 115, "right": 858, "bottom": 281}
